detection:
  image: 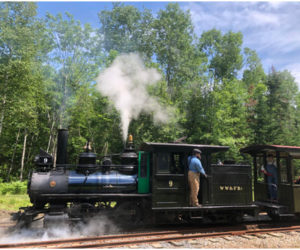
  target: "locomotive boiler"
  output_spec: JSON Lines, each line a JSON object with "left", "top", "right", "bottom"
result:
{"left": 30, "top": 130, "right": 137, "bottom": 205}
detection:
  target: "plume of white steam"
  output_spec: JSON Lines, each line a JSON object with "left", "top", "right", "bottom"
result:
{"left": 96, "top": 53, "right": 170, "bottom": 141}
{"left": 0, "top": 215, "right": 119, "bottom": 243}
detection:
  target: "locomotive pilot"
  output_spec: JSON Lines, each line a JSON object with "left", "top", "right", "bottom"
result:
{"left": 188, "top": 149, "right": 207, "bottom": 207}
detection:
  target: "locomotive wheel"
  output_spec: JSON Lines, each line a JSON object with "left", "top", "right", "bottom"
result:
{"left": 114, "top": 201, "right": 139, "bottom": 225}
{"left": 227, "top": 213, "right": 243, "bottom": 224}
{"left": 69, "top": 202, "right": 96, "bottom": 218}
{"left": 267, "top": 210, "right": 280, "bottom": 221}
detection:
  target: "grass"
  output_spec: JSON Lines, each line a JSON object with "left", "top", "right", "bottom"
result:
{"left": 0, "top": 194, "right": 31, "bottom": 211}
{"left": 0, "top": 181, "right": 27, "bottom": 195}
{"left": 0, "top": 181, "right": 30, "bottom": 211}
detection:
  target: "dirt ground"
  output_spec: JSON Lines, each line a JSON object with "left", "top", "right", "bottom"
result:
{"left": 0, "top": 210, "right": 13, "bottom": 223}
{"left": 135, "top": 231, "right": 300, "bottom": 248}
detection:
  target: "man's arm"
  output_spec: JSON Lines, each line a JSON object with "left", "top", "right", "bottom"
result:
{"left": 195, "top": 159, "right": 206, "bottom": 176}
{"left": 261, "top": 165, "right": 272, "bottom": 176}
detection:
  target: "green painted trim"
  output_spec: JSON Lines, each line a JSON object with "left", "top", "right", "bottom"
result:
{"left": 138, "top": 151, "right": 150, "bottom": 193}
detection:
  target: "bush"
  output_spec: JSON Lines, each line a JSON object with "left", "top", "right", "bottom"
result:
{"left": 0, "top": 181, "right": 27, "bottom": 195}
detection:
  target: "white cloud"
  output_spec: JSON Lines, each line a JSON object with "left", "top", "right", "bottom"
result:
{"left": 184, "top": 2, "right": 300, "bottom": 85}
{"left": 186, "top": 2, "right": 282, "bottom": 32}
{"left": 265, "top": 1, "right": 286, "bottom": 10}
{"left": 248, "top": 10, "right": 280, "bottom": 26}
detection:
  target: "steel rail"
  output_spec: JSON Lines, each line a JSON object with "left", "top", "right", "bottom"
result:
{"left": 0, "top": 224, "right": 300, "bottom": 248}
{"left": 61, "top": 225, "right": 300, "bottom": 248}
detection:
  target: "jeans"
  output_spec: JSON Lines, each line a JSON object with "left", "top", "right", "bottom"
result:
{"left": 266, "top": 164, "right": 278, "bottom": 200}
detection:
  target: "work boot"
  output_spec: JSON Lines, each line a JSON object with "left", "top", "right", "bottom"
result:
{"left": 193, "top": 204, "right": 202, "bottom": 207}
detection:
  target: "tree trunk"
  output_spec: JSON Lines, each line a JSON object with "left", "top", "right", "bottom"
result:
{"left": 0, "top": 94, "right": 6, "bottom": 136}
{"left": 20, "top": 129, "right": 28, "bottom": 181}
{"left": 47, "top": 117, "right": 55, "bottom": 153}
{"left": 26, "top": 135, "right": 35, "bottom": 164}
{"left": 7, "top": 128, "right": 21, "bottom": 181}
{"left": 59, "top": 73, "right": 67, "bottom": 129}
{"left": 0, "top": 70, "right": 9, "bottom": 137}
{"left": 52, "top": 135, "right": 57, "bottom": 168}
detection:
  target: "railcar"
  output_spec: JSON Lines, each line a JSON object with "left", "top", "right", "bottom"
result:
{"left": 240, "top": 145, "right": 300, "bottom": 220}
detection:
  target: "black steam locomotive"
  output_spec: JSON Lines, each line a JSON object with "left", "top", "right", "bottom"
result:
{"left": 14, "top": 129, "right": 300, "bottom": 227}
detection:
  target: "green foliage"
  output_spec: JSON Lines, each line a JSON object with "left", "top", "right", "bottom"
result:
{"left": 98, "top": 3, "right": 153, "bottom": 58}
{"left": 243, "top": 48, "right": 266, "bottom": 87}
{"left": 0, "top": 181, "right": 27, "bottom": 195}
{"left": 199, "top": 29, "right": 243, "bottom": 81}
{"left": 1, "top": 2, "right": 300, "bottom": 182}
{"left": 153, "top": 3, "right": 204, "bottom": 101}
{"left": 265, "top": 68, "right": 299, "bottom": 145}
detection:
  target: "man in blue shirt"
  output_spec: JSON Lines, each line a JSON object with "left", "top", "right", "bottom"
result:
{"left": 261, "top": 154, "right": 278, "bottom": 202}
{"left": 188, "top": 149, "right": 207, "bottom": 207}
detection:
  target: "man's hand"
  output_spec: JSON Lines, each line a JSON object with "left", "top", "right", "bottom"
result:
{"left": 262, "top": 170, "right": 272, "bottom": 176}
{"left": 204, "top": 174, "right": 208, "bottom": 179}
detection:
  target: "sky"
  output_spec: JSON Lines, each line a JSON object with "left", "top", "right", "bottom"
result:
{"left": 37, "top": 1, "right": 300, "bottom": 86}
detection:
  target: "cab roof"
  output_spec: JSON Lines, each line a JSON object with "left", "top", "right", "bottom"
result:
{"left": 140, "top": 142, "right": 229, "bottom": 153}
{"left": 240, "top": 144, "right": 300, "bottom": 158}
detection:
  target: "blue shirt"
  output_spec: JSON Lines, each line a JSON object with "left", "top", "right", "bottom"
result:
{"left": 188, "top": 156, "right": 206, "bottom": 175}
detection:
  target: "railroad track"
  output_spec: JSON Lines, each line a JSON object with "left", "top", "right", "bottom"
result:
{"left": 1, "top": 224, "right": 300, "bottom": 248}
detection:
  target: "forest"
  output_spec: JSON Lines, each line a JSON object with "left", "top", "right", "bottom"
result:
{"left": 1, "top": 2, "right": 299, "bottom": 182}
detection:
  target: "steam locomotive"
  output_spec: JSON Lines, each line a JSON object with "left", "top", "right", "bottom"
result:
{"left": 14, "top": 129, "right": 300, "bottom": 228}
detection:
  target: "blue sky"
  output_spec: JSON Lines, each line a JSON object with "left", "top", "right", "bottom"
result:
{"left": 37, "top": 1, "right": 300, "bottom": 86}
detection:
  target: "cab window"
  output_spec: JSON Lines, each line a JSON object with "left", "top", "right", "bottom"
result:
{"left": 256, "top": 156, "right": 265, "bottom": 183}
{"left": 292, "top": 159, "right": 300, "bottom": 184}
{"left": 156, "top": 152, "right": 170, "bottom": 173}
{"left": 170, "top": 153, "right": 185, "bottom": 174}
{"left": 156, "top": 152, "right": 185, "bottom": 174}
{"left": 280, "top": 158, "right": 288, "bottom": 183}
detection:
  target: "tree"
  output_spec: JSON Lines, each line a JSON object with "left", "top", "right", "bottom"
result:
{"left": 44, "top": 12, "right": 103, "bottom": 161}
{"left": 199, "top": 29, "right": 243, "bottom": 81}
{"left": 0, "top": 2, "right": 49, "bottom": 180}
{"left": 98, "top": 3, "right": 154, "bottom": 58}
{"left": 242, "top": 48, "right": 268, "bottom": 144}
{"left": 211, "top": 79, "right": 250, "bottom": 159}
{"left": 265, "top": 68, "right": 299, "bottom": 145}
{"left": 153, "top": 3, "right": 203, "bottom": 100}
{"left": 243, "top": 48, "right": 266, "bottom": 87}
{"left": 0, "top": 2, "right": 42, "bottom": 137}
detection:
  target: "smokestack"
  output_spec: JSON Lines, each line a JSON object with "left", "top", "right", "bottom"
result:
{"left": 56, "top": 129, "right": 68, "bottom": 165}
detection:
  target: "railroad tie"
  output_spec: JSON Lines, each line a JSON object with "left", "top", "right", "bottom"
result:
{"left": 129, "top": 245, "right": 139, "bottom": 248}
{"left": 223, "top": 236, "right": 235, "bottom": 241}
{"left": 239, "top": 235, "right": 254, "bottom": 239}
{"left": 286, "top": 231, "right": 298, "bottom": 236}
{"left": 169, "top": 241, "right": 184, "bottom": 247}
{"left": 151, "top": 243, "right": 163, "bottom": 248}
{"left": 267, "top": 233, "right": 283, "bottom": 238}
{"left": 254, "top": 234, "right": 267, "bottom": 239}
{"left": 189, "top": 239, "right": 200, "bottom": 245}
{"left": 208, "top": 238, "right": 219, "bottom": 243}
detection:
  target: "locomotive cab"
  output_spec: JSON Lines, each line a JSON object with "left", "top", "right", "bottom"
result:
{"left": 141, "top": 142, "right": 257, "bottom": 223}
